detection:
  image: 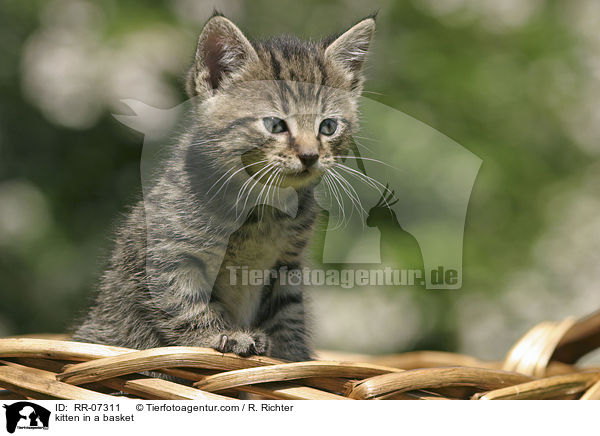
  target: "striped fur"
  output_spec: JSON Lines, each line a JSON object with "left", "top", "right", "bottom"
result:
{"left": 73, "top": 14, "right": 375, "bottom": 361}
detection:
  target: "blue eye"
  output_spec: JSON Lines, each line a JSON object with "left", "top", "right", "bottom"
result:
{"left": 319, "top": 118, "right": 337, "bottom": 136}
{"left": 263, "top": 117, "right": 288, "bottom": 134}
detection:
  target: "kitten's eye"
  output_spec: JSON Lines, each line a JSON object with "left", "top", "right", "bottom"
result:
{"left": 263, "top": 117, "right": 288, "bottom": 134}
{"left": 319, "top": 118, "right": 338, "bottom": 136}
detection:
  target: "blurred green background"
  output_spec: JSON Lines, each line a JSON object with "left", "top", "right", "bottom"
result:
{"left": 1, "top": 0, "right": 599, "bottom": 360}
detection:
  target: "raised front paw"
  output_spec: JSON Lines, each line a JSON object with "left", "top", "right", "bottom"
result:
{"left": 215, "top": 330, "right": 270, "bottom": 357}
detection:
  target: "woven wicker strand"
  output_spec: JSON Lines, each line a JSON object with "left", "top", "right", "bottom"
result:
{"left": 0, "top": 310, "right": 598, "bottom": 400}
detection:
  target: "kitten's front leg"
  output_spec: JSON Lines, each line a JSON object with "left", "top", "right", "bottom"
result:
{"left": 258, "top": 269, "right": 312, "bottom": 361}
{"left": 158, "top": 295, "right": 271, "bottom": 356}
{"left": 214, "top": 329, "right": 270, "bottom": 356}
{"left": 150, "top": 259, "right": 270, "bottom": 356}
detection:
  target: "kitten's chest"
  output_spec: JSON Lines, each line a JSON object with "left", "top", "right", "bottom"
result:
{"left": 216, "top": 215, "right": 294, "bottom": 327}
{"left": 230, "top": 214, "right": 292, "bottom": 265}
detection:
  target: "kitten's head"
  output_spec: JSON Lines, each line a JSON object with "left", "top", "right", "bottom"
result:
{"left": 186, "top": 13, "right": 375, "bottom": 188}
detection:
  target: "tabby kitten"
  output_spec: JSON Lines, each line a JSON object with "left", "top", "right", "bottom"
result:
{"left": 73, "top": 13, "right": 375, "bottom": 361}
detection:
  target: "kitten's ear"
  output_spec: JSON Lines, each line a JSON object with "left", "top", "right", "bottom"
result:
{"left": 325, "top": 17, "right": 375, "bottom": 78}
{"left": 186, "top": 14, "right": 258, "bottom": 98}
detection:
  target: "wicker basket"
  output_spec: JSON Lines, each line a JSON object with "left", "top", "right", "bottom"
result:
{"left": 1, "top": 310, "right": 599, "bottom": 400}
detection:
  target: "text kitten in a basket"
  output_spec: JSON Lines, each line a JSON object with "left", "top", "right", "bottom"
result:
{"left": 74, "top": 12, "right": 375, "bottom": 361}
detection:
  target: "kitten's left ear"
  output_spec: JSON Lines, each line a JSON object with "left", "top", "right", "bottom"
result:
{"left": 325, "top": 17, "right": 375, "bottom": 78}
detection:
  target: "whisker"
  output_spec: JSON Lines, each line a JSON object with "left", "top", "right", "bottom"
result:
{"left": 271, "top": 169, "right": 284, "bottom": 215}
{"left": 318, "top": 173, "right": 334, "bottom": 211}
{"left": 351, "top": 140, "right": 375, "bottom": 154}
{"left": 332, "top": 155, "right": 398, "bottom": 170}
{"left": 206, "top": 167, "right": 236, "bottom": 196}
{"left": 361, "top": 90, "right": 385, "bottom": 96}
{"left": 268, "top": 170, "right": 281, "bottom": 217}
{"left": 208, "top": 159, "right": 269, "bottom": 201}
{"left": 260, "top": 168, "right": 278, "bottom": 216}
{"left": 329, "top": 168, "right": 367, "bottom": 226}
{"left": 334, "top": 162, "right": 387, "bottom": 191}
{"left": 325, "top": 171, "right": 349, "bottom": 230}
{"left": 353, "top": 135, "right": 381, "bottom": 143}
{"left": 271, "top": 169, "right": 285, "bottom": 214}
{"left": 235, "top": 162, "right": 271, "bottom": 210}
{"left": 334, "top": 163, "right": 394, "bottom": 210}
{"left": 235, "top": 163, "right": 276, "bottom": 219}
{"left": 256, "top": 165, "right": 280, "bottom": 218}
{"left": 275, "top": 171, "right": 284, "bottom": 206}
{"left": 322, "top": 172, "right": 346, "bottom": 231}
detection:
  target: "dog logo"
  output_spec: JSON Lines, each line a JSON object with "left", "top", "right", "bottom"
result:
{"left": 2, "top": 402, "right": 50, "bottom": 434}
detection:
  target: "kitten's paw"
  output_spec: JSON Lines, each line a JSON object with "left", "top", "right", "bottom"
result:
{"left": 215, "top": 331, "right": 270, "bottom": 357}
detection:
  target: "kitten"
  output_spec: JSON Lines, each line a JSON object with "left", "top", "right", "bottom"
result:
{"left": 73, "top": 12, "right": 375, "bottom": 361}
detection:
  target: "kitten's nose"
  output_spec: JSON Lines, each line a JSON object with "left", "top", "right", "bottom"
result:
{"left": 298, "top": 153, "right": 319, "bottom": 168}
